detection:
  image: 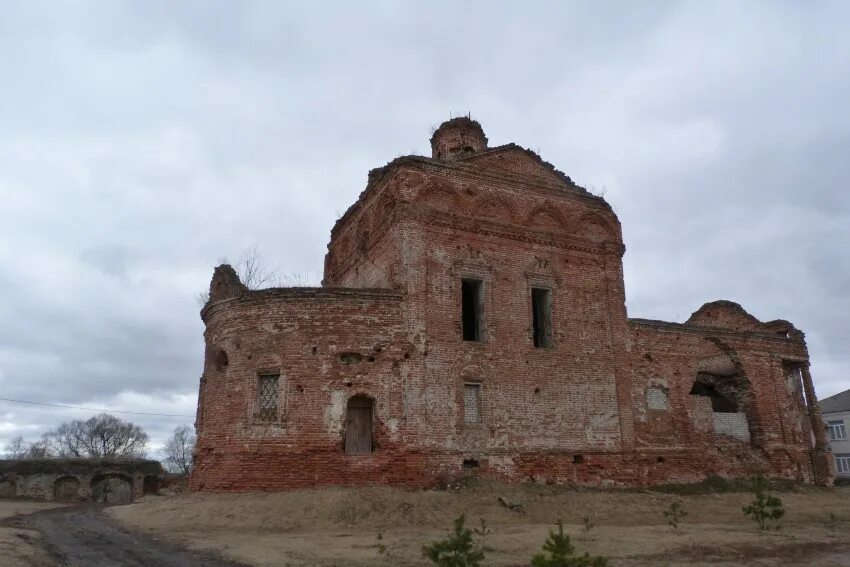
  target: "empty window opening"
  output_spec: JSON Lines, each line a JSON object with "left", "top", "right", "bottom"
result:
{"left": 828, "top": 420, "right": 847, "bottom": 441}
{"left": 573, "top": 455, "right": 584, "bottom": 464}
{"left": 787, "top": 365, "right": 809, "bottom": 410}
{"left": 257, "top": 374, "right": 279, "bottom": 422}
{"left": 656, "top": 456, "right": 665, "bottom": 464}
{"left": 345, "top": 395, "right": 373, "bottom": 455}
{"left": 215, "top": 349, "right": 228, "bottom": 371}
{"left": 690, "top": 383, "right": 738, "bottom": 413}
{"left": 461, "top": 279, "right": 484, "bottom": 341}
{"left": 531, "top": 288, "right": 553, "bottom": 347}
{"left": 690, "top": 376, "right": 751, "bottom": 442}
{"left": 463, "top": 459, "right": 480, "bottom": 469}
{"left": 463, "top": 383, "right": 482, "bottom": 424}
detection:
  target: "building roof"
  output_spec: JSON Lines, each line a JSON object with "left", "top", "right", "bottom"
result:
{"left": 820, "top": 388, "right": 850, "bottom": 413}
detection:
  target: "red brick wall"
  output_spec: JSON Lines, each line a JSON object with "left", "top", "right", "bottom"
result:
{"left": 191, "top": 127, "right": 829, "bottom": 491}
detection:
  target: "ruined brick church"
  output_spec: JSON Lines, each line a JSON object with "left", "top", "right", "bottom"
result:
{"left": 190, "top": 118, "right": 832, "bottom": 491}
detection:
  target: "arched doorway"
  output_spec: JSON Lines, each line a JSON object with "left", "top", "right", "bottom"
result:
{"left": 345, "top": 395, "right": 373, "bottom": 455}
{"left": 143, "top": 475, "right": 159, "bottom": 495}
{"left": 0, "top": 475, "right": 17, "bottom": 499}
{"left": 53, "top": 476, "right": 80, "bottom": 501}
{"left": 91, "top": 474, "right": 133, "bottom": 504}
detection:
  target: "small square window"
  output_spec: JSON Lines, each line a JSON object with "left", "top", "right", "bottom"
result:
{"left": 256, "top": 374, "right": 279, "bottom": 422}
{"left": 463, "top": 383, "right": 482, "bottom": 424}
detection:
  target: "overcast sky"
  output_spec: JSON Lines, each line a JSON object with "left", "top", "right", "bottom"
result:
{"left": 1, "top": 1, "right": 848, "bottom": 457}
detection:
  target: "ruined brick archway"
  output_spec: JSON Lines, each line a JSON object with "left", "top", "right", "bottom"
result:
{"left": 91, "top": 474, "right": 133, "bottom": 504}
{"left": 53, "top": 476, "right": 80, "bottom": 501}
{"left": 689, "top": 344, "right": 759, "bottom": 445}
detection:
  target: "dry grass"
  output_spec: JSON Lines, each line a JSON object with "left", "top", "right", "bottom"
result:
{"left": 108, "top": 480, "right": 850, "bottom": 566}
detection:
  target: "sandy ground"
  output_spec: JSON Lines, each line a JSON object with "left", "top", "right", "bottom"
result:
{"left": 0, "top": 500, "right": 65, "bottom": 566}
{"left": 108, "top": 480, "right": 850, "bottom": 566}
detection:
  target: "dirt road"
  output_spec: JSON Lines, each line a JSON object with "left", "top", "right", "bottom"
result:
{"left": 8, "top": 504, "right": 244, "bottom": 567}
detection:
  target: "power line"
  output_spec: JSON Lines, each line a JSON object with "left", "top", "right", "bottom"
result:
{"left": 0, "top": 397, "right": 194, "bottom": 418}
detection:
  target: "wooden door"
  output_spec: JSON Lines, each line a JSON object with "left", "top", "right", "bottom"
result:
{"left": 345, "top": 396, "right": 373, "bottom": 454}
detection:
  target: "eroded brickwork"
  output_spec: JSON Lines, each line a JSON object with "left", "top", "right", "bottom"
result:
{"left": 190, "top": 118, "right": 831, "bottom": 491}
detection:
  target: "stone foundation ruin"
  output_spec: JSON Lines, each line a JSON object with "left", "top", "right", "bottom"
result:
{"left": 0, "top": 458, "right": 163, "bottom": 503}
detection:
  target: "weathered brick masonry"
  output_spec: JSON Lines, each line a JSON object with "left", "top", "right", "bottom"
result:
{"left": 191, "top": 118, "right": 832, "bottom": 491}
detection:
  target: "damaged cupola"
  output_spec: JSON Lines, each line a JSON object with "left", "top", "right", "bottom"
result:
{"left": 430, "top": 116, "right": 488, "bottom": 161}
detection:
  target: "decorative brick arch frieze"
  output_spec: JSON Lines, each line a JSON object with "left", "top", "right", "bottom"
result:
{"left": 471, "top": 193, "right": 514, "bottom": 224}
{"left": 525, "top": 202, "right": 567, "bottom": 232}
{"left": 572, "top": 211, "right": 619, "bottom": 244}
{"left": 415, "top": 180, "right": 464, "bottom": 211}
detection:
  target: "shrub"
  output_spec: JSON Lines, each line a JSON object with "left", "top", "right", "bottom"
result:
{"left": 662, "top": 499, "right": 688, "bottom": 529}
{"left": 531, "top": 520, "right": 608, "bottom": 567}
{"left": 423, "top": 514, "right": 485, "bottom": 567}
{"left": 742, "top": 476, "right": 784, "bottom": 531}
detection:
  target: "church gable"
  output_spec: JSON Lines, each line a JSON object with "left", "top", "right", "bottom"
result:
{"left": 464, "top": 145, "right": 578, "bottom": 190}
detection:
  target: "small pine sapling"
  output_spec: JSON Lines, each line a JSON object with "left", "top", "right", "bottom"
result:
{"left": 473, "top": 517, "right": 493, "bottom": 552}
{"left": 376, "top": 529, "right": 386, "bottom": 555}
{"left": 662, "top": 499, "right": 688, "bottom": 529}
{"left": 581, "top": 515, "right": 596, "bottom": 540}
{"left": 423, "top": 514, "right": 485, "bottom": 567}
{"left": 742, "top": 476, "right": 785, "bottom": 531}
{"left": 531, "top": 519, "right": 608, "bottom": 567}
{"left": 827, "top": 512, "right": 840, "bottom": 532}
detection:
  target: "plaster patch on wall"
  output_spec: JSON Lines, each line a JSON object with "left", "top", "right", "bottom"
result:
{"left": 386, "top": 418, "right": 400, "bottom": 439}
{"left": 324, "top": 390, "right": 347, "bottom": 434}
{"left": 586, "top": 411, "right": 619, "bottom": 448}
{"left": 487, "top": 455, "right": 516, "bottom": 476}
{"left": 713, "top": 412, "right": 751, "bottom": 442}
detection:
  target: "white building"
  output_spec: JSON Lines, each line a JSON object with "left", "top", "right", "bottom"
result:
{"left": 820, "top": 388, "right": 850, "bottom": 479}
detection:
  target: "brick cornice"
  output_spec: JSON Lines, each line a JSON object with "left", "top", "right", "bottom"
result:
{"left": 628, "top": 317, "right": 804, "bottom": 345}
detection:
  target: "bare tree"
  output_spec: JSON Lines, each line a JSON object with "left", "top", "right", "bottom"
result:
{"left": 3, "top": 436, "right": 49, "bottom": 459}
{"left": 4, "top": 436, "right": 27, "bottom": 459}
{"left": 162, "top": 425, "right": 196, "bottom": 477}
{"left": 43, "top": 413, "right": 149, "bottom": 458}
{"left": 198, "top": 245, "right": 317, "bottom": 305}
{"left": 236, "top": 244, "right": 282, "bottom": 289}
